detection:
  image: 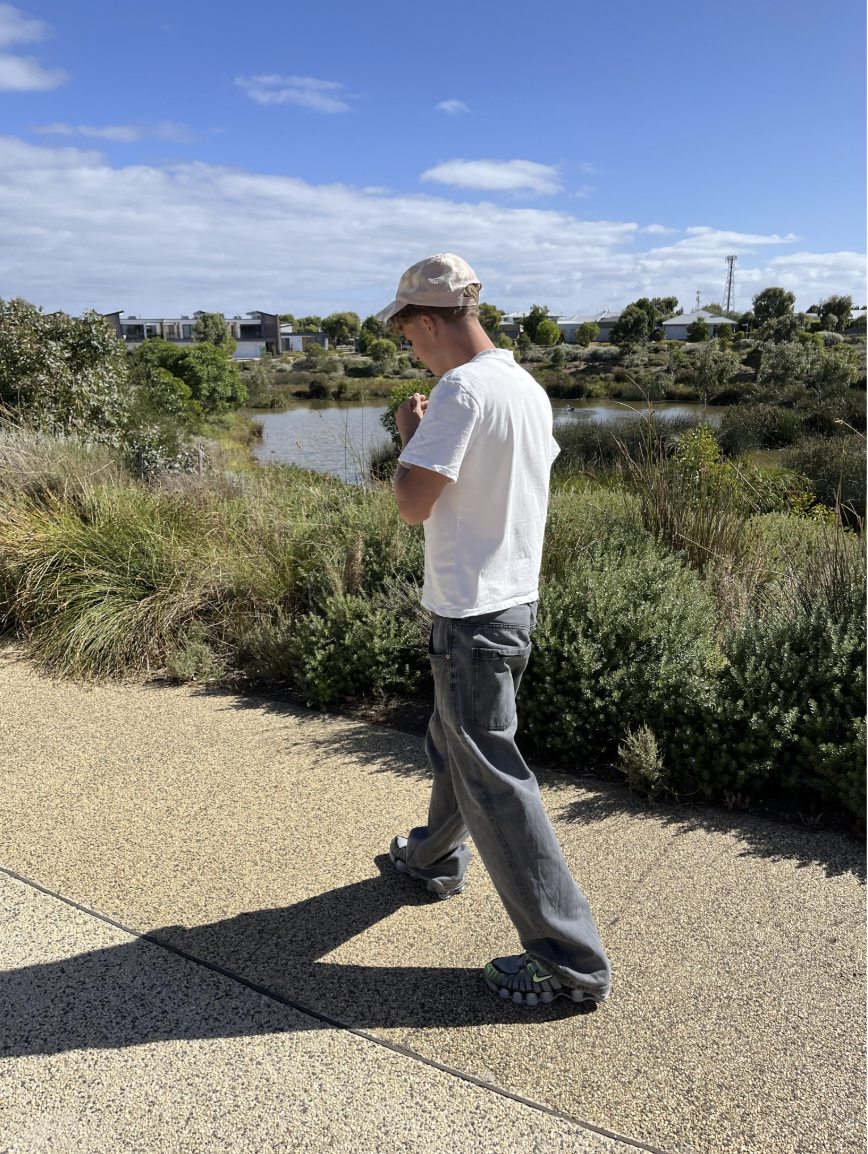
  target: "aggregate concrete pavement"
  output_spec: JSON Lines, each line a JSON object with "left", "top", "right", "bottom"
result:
{"left": 0, "top": 652, "right": 865, "bottom": 1153}
{"left": 0, "top": 871, "right": 631, "bottom": 1154}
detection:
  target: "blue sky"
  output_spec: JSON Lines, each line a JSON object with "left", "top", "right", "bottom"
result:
{"left": 0, "top": 0, "right": 864, "bottom": 317}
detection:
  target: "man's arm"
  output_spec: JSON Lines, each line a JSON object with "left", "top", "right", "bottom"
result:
{"left": 393, "top": 393, "right": 451, "bottom": 525}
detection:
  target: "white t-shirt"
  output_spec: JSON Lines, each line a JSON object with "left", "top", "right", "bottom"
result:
{"left": 398, "top": 347, "right": 560, "bottom": 618}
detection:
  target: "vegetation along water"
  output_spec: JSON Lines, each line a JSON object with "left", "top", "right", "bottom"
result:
{"left": 0, "top": 293, "right": 864, "bottom": 827}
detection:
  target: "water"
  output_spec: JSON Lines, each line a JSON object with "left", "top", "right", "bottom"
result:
{"left": 248, "top": 397, "right": 727, "bottom": 480}
{"left": 550, "top": 398, "right": 724, "bottom": 424}
{"left": 247, "top": 401, "right": 391, "bottom": 483}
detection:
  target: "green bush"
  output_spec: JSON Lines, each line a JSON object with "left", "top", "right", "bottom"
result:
{"left": 288, "top": 583, "right": 429, "bottom": 706}
{"left": 782, "top": 435, "right": 866, "bottom": 514}
{"left": 380, "top": 380, "right": 433, "bottom": 447}
{"left": 519, "top": 530, "right": 723, "bottom": 780}
{"left": 704, "top": 599, "right": 866, "bottom": 816}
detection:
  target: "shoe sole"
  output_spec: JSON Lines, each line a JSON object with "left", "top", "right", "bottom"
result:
{"left": 391, "top": 856, "right": 466, "bottom": 900}
{"left": 485, "top": 976, "right": 608, "bottom": 1007}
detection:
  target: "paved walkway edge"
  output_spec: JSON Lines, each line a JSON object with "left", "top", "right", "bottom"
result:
{"left": 1, "top": 860, "right": 669, "bottom": 1154}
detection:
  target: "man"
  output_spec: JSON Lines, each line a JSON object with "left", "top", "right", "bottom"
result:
{"left": 378, "top": 254, "right": 611, "bottom": 1007}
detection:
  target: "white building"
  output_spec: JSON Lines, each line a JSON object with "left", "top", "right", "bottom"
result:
{"left": 661, "top": 309, "right": 738, "bottom": 341}
{"left": 104, "top": 310, "right": 289, "bottom": 359}
{"left": 280, "top": 324, "right": 329, "bottom": 352}
{"left": 499, "top": 310, "right": 623, "bottom": 343}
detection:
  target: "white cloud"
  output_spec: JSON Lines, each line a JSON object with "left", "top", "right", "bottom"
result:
{"left": 435, "top": 99, "right": 469, "bottom": 114}
{"left": 574, "top": 184, "right": 594, "bottom": 199}
{"left": 0, "top": 136, "right": 861, "bottom": 316}
{"left": 0, "top": 3, "right": 67, "bottom": 91}
{"left": 420, "top": 159, "right": 562, "bottom": 195}
{"left": 235, "top": 74, "right": 350, "bottom": 113}
{"left": 29, "top": 121, "right": 195, "bottom": 143}
{"left": 0, "top": 51, "right": 65, "bottom": 90}
{"left": 578, "top": 163, "right": 599, "bottom": 175}
{"left": 0, "top": 2, "right": 48, "bottom": 48}
{"left": 639, "top": 224, "right": 679, "bottom": 235}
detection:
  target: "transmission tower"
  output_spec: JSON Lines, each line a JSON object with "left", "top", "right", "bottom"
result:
{"left": 694, "top": 289, "right": 702, "bottom": 311}
{"left": 723, "top": 255, "right": 737, "bottom": 312}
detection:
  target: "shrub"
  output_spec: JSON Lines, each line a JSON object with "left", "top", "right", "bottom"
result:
{"left": 307, "top": 377, "right": 332, "bottom": 399}
{"left": 381, "top": 380, "right": 433, "bottom": 447}
{"left": 782, "top": 435, "right": 866, "bottom": 514}
{"left": 535, "top": 319, "right": 563, "bottom": 346}
{"left": 819, "top": 331, "right": 844, "bottom": 346}
{"left": 288, "top": 582, "right": 430, "bottom": 706}
{"left": 519, "top": 529, "right": 723, "bottom": 781}
{"left": 575, "top": 321, "right": 600, "bottom": 347}
{"left": 618, "top": 724, "right": 665, "bottom": 800}
{"left": 706, "top": 595, "right": 866, "bottom": 818}
{"left": 0, "top": 298, "right": 130, "bottom": 434}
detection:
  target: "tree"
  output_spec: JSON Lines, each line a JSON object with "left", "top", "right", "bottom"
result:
{"left": 322, "top": 311, "right": 361, "bottom": 346}
{"left": 359, "top": 315, "right": 401, "bottom": 355}
{"left": 193, "top": 312, "right": 231, "bottom": 347}
{"left": 695, "top": 342, "right": 738, "bottom": 401}
{"left": 610, "top": 304, "right": 650, "bottom": 348}
{"left": 761, "top": 313, "right": 802, "bottom": 344}
{"left": 816, "top": 295, "right": 853, "bottom": 332}
{"left": 752, "top": 287, "right": 795, "bottom": 326}
{"left": 367, "top": 337, "right": 398, "bottom": 364}
{"left": 650, "top": 296, "right": 678, "bottom": 318}
{"left": 716, "top": 323, "right": 733, "bottom": 346}
{"left": 517, "top": 304, "right": 551, "bottom": 344}
{"left": 575, "top": 321, "right": 599, "bottom": 347}
{"left": 686, "top": 317, "right": 710, "bottom": 342}
{"left": 550, "top": 346, "right": 566, "bottom": 368}
{"left": 0, "top": 298, "right": 130, "bottom": 433}
{"left": 535, "top": 318, "right": 563, "bottom": 346}
{"left": 130, "top": 339, "right": 246, "bottom": 415}
{"left": 279, "top": 313, "right": 296, "bottom": 326}
{"left": 495, "top": 332, "right": 514, "bottom": 350}
{"left": 478, "top": 302, "right": 504, "bottom": 340}
{"left": 295, "top": 315, "right": 323, "bottom": 333}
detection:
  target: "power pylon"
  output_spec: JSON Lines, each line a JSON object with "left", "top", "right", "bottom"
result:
{"left": 723, "top": 255, "right": 737, "bottom": 312}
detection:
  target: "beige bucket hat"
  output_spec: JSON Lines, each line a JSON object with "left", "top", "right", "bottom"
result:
{"left": 375, "top": 253, "right": 481, "bottom": 323}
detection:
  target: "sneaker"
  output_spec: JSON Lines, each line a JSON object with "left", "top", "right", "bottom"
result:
{"left": 389, "top": 835, "right": 467, "bottom": 900}
{"left": 484, "top": 953, "right": 610, "bottom": 1006}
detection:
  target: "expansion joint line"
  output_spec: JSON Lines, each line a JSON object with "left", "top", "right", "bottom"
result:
{"left": 0, "top": 862, "right": 669, "bottom": 1154}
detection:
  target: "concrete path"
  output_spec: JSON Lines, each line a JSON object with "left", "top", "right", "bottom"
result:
{"left": 0, "top": 653, "right": 864, "bottom": 1153}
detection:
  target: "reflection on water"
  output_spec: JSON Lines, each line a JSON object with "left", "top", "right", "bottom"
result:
{"left": 247, "top": 401, "right": 391, "bottom": 483}
{"left": 247, "top": 397, "right": 727, "bottom": 480}
{"left": 551, "top": 398, "right": 724, "bottom": 424}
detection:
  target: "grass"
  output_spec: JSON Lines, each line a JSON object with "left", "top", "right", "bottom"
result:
{"left": 0, "top": 414, "right": 863, "bottom": 822}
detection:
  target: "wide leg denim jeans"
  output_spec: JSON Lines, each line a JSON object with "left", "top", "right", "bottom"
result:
{"left": 405, "top": 601, "right": 612, "bottom": 997}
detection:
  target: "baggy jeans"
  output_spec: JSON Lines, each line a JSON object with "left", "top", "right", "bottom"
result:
{"left": 404, "top": 601, "right": 612, "bottom": 996}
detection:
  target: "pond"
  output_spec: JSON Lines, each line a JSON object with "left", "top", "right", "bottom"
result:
{"left": 246, "top": 397, "right": 727, "bottom": 482}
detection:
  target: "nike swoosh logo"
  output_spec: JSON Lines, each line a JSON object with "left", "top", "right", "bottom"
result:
{"left": 532, "top": 972, "right": 553, "bottom": 983}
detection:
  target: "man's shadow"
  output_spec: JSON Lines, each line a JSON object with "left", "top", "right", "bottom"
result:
{"left": 2, "top": 856, "right": 595, "bottom": 1060}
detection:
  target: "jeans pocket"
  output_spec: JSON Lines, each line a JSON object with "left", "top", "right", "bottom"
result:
{"left": 471, "top": 645, "right": 531, "bottom": 731}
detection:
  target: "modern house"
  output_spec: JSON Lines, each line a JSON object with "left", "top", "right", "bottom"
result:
{"left": 661, "top": 309, "right": 738, "bottom": 341}
{"left": 104, "top": 310, "right": 288, "bottom": 359}
{"left": 280, "top": 325, "right": 329, "bottom": 352}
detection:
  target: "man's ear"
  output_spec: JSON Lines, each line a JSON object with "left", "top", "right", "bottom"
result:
{"left": 421, "top": 313, "right": 438, "bottom": 339}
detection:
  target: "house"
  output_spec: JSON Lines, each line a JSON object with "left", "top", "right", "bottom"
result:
{"left": 280, "top": 324, "right": 329, "bottom": 352}
{"left": 661, "top": 310, "right": 738, "bottom": 341}
{"left": 104, "top": 310, "right": 285, "bottom": 358}
{"left": 498, "top": 310, "right": 623, "bottom": 343}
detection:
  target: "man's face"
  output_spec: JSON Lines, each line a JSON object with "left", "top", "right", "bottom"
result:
{"left": 398, "top": 314, "right": 441, "bottom": 373}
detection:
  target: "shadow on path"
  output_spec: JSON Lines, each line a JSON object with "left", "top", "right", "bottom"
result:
{"left": 191, "top": 684, "right": 867, "bottom": 884}
{"left": 1, "top": 857, "right": 596, "bottom": 1060}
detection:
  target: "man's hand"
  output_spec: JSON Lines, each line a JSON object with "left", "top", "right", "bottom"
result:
{"left": 396, "top": 393, "right": 428, "bottom": 448}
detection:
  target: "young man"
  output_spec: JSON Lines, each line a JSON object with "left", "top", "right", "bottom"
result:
{"left": 379, "top": 254, "right": 611, "bottom": 1007}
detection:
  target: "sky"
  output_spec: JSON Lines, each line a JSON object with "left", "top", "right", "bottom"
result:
{"left": 0, "top": 0, "right": 864, "bottom": 319}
